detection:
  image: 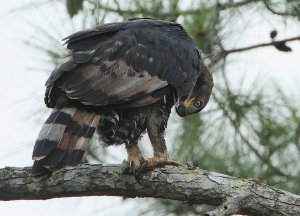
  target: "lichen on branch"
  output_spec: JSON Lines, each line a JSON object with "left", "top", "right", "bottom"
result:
{"left": 0, "top": 164, "right": 299, "bottom": 216}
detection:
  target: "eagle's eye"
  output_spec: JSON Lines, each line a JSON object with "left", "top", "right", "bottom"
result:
{"left": 194, "top": 100, "right": 204, "bottom": 107}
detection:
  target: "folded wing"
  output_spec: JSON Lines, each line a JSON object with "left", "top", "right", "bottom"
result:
{"left": 46, "top": 19, "right": 201, "bottom": 108}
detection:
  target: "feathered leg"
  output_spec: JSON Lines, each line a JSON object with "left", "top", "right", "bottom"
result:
{"left": 32, "top": 107, "right": 99, "bottom": 181}
{"left": 126, "top": 103, "right": 182, "bottom": 182}
{"left": 145, "top": 115, "right": 182, "bottom": 170}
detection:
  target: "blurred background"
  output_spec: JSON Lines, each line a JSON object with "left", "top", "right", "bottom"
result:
{"left": 0, "top": 0, "right": 299, "bottom": 215}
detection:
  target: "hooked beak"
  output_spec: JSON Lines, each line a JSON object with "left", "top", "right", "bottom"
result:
{"left": 182, "top": 98, "right": 195, "bottom": 108}
{"left": 176, "top": 97, "right": 195, "bottom": 117}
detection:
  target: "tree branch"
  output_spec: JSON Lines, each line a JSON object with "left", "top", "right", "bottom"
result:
{"left": 223, "top": 36, "right": 300, "bottom": 56}
{"left": 262, "top": 0, "right": 296, "bottom": 17}
{"left": 85, "top": 0, "right": 261, "bottom": 18}
{"left": 1, "top": 164, "right": 299, "bottom": 216}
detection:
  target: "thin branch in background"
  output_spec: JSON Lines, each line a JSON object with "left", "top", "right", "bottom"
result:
{"left": 113, "top": 0, "right": 121, "bottom": 11}
{"left": 294, "top": 120, "right": 300, "bottom": 153}
{"left": 212, "top": 92, "right": 288, "bottom": 177}
{"left": 262, "top": 0, "right": 295, "bottom": 17}
{"left": 85, "top": 0, "right": 261, "bottom": 19}
{"left": 274, "top": 86, "right": 300, "bottom": 154}
{"left": 223, "top": 36, "right": 300, "bottom": 55}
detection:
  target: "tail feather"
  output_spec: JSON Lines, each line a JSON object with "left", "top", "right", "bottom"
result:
{"left": 31, "top": 161, "right": 53, "bottom": 182}
{"left": 32, "top": 107, "right": 76, "bottom": 160}
{"left": 63, "top": 116, "right": 99, "bottom": 168}
{"left": 32, "top": 107, "right": 99, "bottom": 180}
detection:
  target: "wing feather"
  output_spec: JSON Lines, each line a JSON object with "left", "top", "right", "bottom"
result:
{"left": 46, "top": 19, "right": 203, "bottom": 108}
{"left": 58, "top": 59, "right": 168, "bottom": 106}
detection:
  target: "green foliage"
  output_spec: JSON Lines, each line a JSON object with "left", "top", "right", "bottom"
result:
{"left": 183, "top": 4, "right": 217, "bottom": 53}
{"left": 66, "top": 0, "right": 84, "bottom": 18}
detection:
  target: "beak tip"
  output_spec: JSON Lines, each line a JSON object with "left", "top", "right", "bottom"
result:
{"left": 176, "top": 105, "right": 188, "bottom": 117}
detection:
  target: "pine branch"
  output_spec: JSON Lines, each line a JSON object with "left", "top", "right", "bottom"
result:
{"left": 85, "top": 0, "right": 261, "bottom": 18}
{"left": 262, "top": 0, "right": 296, "bottom": 17}
{"left": 1, "top": 164, "right": 299, "bottom": 216}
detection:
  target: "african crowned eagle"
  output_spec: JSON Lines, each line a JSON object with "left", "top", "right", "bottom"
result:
{"left": 32, "top": 18, "right": 213, "bottom": 181}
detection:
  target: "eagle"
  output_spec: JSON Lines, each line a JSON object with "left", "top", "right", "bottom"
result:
{"left": 31, "top": 18, "right": 213, "bottom": 181}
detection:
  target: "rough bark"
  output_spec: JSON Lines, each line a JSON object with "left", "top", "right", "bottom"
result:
{"left": 0, "top": 164, "right": 299, "bottom": 216}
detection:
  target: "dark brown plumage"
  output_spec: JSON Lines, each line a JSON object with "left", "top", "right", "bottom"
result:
{"left": 32, "top": 18, "right": 213, "bottom": 181}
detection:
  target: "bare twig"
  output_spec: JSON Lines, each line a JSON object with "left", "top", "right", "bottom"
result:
{"left": 85, "top": 0, "right": 261, "bottom": 18}
{"left": 223, "top": 36, "right": 300, "bottom": 56}
{"left": 262, "top": 0, "right": 296, "bottom": 17}
{"left": 295, "top": 120, "right": 300, "bottom": 153}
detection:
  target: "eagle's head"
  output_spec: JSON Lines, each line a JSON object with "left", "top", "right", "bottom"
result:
{"left": 176, "top": 65, "right": 213, "bottom": 117}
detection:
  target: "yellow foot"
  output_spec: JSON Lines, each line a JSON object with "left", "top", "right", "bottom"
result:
{"left": 122, "top": 156, "right": 147, "bottom": 182}
{"left": 123, "top": 156, "right": 182, "bottom": 183}
{"left": 145, "top": 157, "right": 183, "bottom": 171}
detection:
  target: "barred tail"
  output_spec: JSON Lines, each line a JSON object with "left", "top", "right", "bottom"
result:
{"left": 32, "top": 107, "right": 99, "bottom": 181}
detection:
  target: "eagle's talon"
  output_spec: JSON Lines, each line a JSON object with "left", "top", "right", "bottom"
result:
{"left": 122, "top": 157, "right": 148, "bottom": 183}
{"left": 139, "top": 160, "right": 149, "bottom": 172}
{"left": 122, "top": 160, "right": 137, "bottom": 175}
{"left": 134, "top": 160, "right": 148, "bottom": 182}
{"left": 123, "top": 158, "right": 181, "bottom": 182}
{"left": 125, "top": 160, "right": 149, "bottom": 182}
{"left": 129, "top": 160, "right": 135, "bottom": 170}
{"left": 121, "top": 160, "right": 132, "bottom": 174}
{"left": 130, "top": 160, "right": 137, "bottom": 176}
{"left": 144, "top": 157, "right": 183, "bottom": 171}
